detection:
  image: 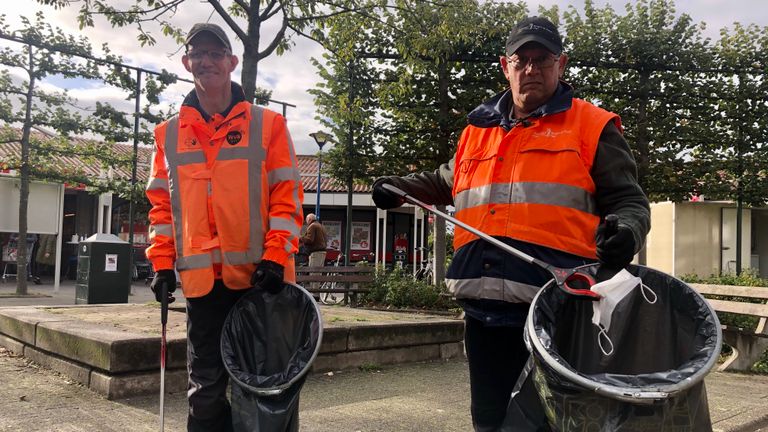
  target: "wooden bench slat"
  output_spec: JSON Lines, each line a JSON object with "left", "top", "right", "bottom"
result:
{"left": 705, "top": 299, "right": 768, "bottom": 318}
{"left": 297, "top": 266, "right": 375, "bottom": 274}
{"left": 305, "top": 289, "right": 370, "bottom": 293}
{"left": 296, "top": 275, "right": 374, "bottom": 283}
{"left": 692, "top": 284, "right": 768, "bottom": 300}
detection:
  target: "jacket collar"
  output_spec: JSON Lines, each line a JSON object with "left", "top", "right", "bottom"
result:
{"left": 467, "top": 81, "right": 574, "bottom": 130}
{"left": 182, "top": 82, "right": 247, "bottom": 122}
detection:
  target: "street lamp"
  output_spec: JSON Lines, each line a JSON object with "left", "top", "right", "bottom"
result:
{"left": 309, "top": 131, "right": 332, "bottom": 219}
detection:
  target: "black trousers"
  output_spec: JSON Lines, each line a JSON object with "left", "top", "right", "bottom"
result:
{"left": 464, "top": 316, "right": 530, "bottom": 432}
{"left": 186, "top": 280, "right": 248, "bottom": 432}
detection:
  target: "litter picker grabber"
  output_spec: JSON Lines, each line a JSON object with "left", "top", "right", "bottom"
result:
{"left": 381, "top": 183, "right": 601, "bottom": 300}
{"left": 159, "top": 282, "right": 168, "bottom": 432}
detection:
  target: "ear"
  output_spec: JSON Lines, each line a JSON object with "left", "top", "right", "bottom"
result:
{"left": 182, "top": 54, "right": 192, "bottom": 73}
{"left": 500, "top": 55, "right": 511, "bottom": 80}
{"left": 228, "top": 55, "right": 239, "bottom": 73}
{"left": 557, "top": 54, "right": 569, "bottom": 78}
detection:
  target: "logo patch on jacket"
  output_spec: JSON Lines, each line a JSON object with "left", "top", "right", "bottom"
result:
{"left": 532, "top": 128, "right": 571, "bottom": 138}
{"left": 184, "top": 137, "right": 197, "bottom": 147}
{"left": 226, "top": 131, "right": 243, "bottom": 145}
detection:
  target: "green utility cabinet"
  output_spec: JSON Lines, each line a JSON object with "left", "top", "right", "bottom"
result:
{"left": 75, "top": 234, "right": 131, "bottom": 304}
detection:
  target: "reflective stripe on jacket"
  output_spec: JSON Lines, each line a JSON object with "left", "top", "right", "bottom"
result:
{"left": 146, "top": 102, "right": 303, "bottom": 298}
{"left": 452, "top": 98, "right": 619, "bottom": 260}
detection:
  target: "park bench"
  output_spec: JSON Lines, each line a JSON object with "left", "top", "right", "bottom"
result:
{"left": 295, "top": 266, "right": 375, "bottom": 306}
{"left": 691, "top": 283, "right": 768, "bottom": 371}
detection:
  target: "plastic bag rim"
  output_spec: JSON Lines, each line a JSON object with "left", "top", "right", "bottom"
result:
{"left": 525, "top": 264, "right": 722, "bottom": 402}
{"left": 220, "top": 282, "right": 324, "bottom": 396}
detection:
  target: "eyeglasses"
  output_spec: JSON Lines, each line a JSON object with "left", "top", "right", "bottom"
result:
{"left": 507, "top": 54, "right": 560, "bottom": 71}
{"left": 187, "top": 49, "right": 231, "bottom": 61}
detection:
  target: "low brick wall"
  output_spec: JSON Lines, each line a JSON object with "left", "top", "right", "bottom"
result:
{"left": 0, "top": 305, "right": 464, "bottom": 399}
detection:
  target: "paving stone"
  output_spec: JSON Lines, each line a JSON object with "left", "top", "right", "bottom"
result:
{"left": 24, "top": 346, "right": 92, "bottom": 387}
{"left": 347, "top": 320, "right": 464, "bottom": 350}
{"left": 0, "top": 332, "right": 25, "bottom": 355}
{"left": 0, "top": 306, "right": 72, "bottom": 344}
{"left": 440, "top": 341, "right": 465, "bottom": 360}
{"left": 90, "top": 367, "right": 188, "bottom": 400}
{"left": 312, "top": 344, "right": 441, "bottom": 372}
{"left": 317, "top": 326, "right": 348, "bottom": 354}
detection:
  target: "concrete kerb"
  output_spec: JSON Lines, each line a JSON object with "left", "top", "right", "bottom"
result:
{"left": 0, "top": 304, "right": 465, "bottom": 400}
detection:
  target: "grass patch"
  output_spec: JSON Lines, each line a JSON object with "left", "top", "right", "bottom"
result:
{"left": 358, "top": 363, "right": 381, "bottom": 372}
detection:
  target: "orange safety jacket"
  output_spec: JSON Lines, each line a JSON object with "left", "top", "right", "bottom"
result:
{"left": 145, "top": 100, "right": 303, "bottom": 298}
{"left": 452, "top": 98, "right": 619, "bottom": 259}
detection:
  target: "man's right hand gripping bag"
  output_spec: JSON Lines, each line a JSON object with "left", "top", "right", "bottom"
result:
{"left": 501, "top": 264, "right": 721, "bottom": 432}
{"left": 221, "top": 282, "right": 322, "bottom": 431}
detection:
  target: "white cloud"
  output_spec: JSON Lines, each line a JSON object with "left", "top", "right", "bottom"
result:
{"left": 4, "top": 0, "right": 767, "bottom": 155}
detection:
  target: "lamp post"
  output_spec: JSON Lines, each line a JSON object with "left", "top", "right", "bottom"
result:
{"left": 309, "top": 131, "right": 332, "bottom": 219}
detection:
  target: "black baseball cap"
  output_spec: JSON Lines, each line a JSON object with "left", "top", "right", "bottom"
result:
{"left": 505, "top": 16, "right": 563, "bottom": 56}
{"left": 185, "top": 23, "right": 232, "bottom": 51}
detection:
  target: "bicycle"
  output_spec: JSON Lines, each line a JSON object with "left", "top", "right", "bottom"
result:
{"left": 319, "top": 252, "right": 346, "bottom": 305}
{"left": 414, "top": 247, "right": 434, "bottom": 283}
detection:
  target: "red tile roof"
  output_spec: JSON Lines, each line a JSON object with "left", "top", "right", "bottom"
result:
{"left": 0, "top": 129, "right": 370, "bottom": 194}
{"left": 297, "top": 155, "right": 372, "bottom": 193}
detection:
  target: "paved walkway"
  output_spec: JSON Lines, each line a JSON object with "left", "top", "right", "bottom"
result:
{"left": 3, "top": 344, "right": 768, "bottom": 432}
{"left": 0, "top": 277, "right": 170, "bottom": 307}
{"left": 2, "top": 279, "right": 768, "bottom": 431}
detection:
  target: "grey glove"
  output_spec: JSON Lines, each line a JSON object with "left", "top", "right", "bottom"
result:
{"left": 150, "top": 269, "right": 176, "bottom": 304}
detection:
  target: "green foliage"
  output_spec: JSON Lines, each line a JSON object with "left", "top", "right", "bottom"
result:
{"left": 361, "top": 266, "right": 455, "bottom": 310}
{"left": 680, "top": 270, "right": 768, "bottom": 287}
{"left": 38, "top": 0, "right": 382, "bottom": 101}
{"left": 358, "top": 362, "right": 381, "bottom": 372}
{"left": 311, "top": 0, "right": 527, "bottom": 182}
{"left": 0, "top": 13, "right": 173, "bottom": 200}
{"left": 310, "top": 0, "right": 768, "bottom": 208}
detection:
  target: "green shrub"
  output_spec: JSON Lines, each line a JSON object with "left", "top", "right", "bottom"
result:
{"left": 680, "top": 269, "right": 768, "bottom": 287}
{"left": 359, "top": 265, "right": 455, "bottom": 310}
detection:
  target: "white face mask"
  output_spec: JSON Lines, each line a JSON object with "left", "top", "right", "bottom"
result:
{"left": 591, "top": 269, "right": 657, "bottom": 356}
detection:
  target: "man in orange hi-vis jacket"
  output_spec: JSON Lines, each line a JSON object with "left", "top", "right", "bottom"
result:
{"left": 145, "top": 23, "right": 303, "bottom": 431}
{"left": 372, "top": 16, "right": 650, "bottom": 432}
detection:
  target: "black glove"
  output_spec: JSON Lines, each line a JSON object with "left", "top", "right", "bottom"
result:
{"left": 372, "top": 179, "right": 405, "bottom": 210}
{"left": 150, "top": 269, "right": 176, "bottom": 304}
{"left": 252, "top": 260, "right": 284, "bottom": 294}
{"left": 595, "top": 220, "right": 636, "bottom": 269}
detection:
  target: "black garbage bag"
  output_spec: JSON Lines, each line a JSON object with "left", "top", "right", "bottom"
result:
{"left": 221, "top": 282, "right": 323, "bottom": 432}
{"left": 502, "top": 264, "right": 721, "bottom": 431}
{"left": 502, "top": 357, "right": 551, "bottom": 432}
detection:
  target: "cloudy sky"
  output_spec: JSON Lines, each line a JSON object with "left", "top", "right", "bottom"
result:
{"left": 3, "top": 0, "right": 766, "bottom": 155}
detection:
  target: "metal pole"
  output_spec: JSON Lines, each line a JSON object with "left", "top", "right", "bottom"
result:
{"left": 315, "top": 153, "right": 322, "bottom": 219}
{"left": 344, "top": 61, "right": 354, "bottom": 266}
{"left": 128, "top": 70, "right": 142, "bottom": 290}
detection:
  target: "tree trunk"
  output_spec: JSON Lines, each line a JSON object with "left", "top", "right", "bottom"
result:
{"left": 432, "top": 61, "right": 450, "bottom": 285}
{"left": 433, "top": 207, "right": 446, "bottom": 285}
{"left": 240, "top": 46, "right": 259, "bottom": 102}
{"left": 241, "top": 7, "right": 261, "bottom": 102}
{"left": 16, "top": 44, "right": 35, "bottom": 295}
{"left": 635, "top": 69, "right": 651, "bottom": 266}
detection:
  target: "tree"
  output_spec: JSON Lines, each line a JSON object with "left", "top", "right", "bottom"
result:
{"left": 311, "top": 0, "right": 529, "bottom": 283}
{"left": 0, "top": 13, "right": 107, "bottom": 294}
{"left": 0, "top": 12, "right": 177, "bottom": 293}
{"left": 699, "top": 23, "right": 768, "bottom": 207}
{"left": 312, "top": 0, "right": 531, "bottom": 179}
{"left": 562, "top": 0, "right": 715, "bottom": 202}
{"left": 38, "top": 0, "right": 384, "bottom": 102}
